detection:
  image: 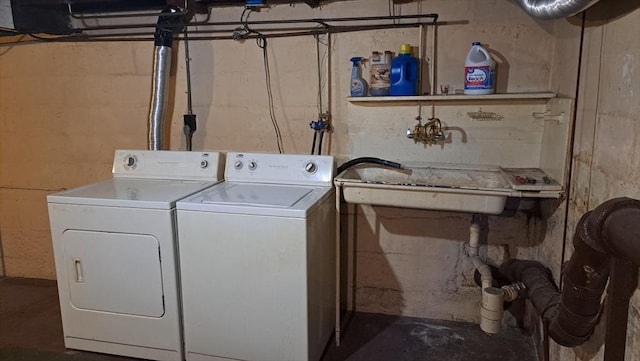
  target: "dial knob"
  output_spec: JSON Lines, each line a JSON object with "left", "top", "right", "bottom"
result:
{"left": 304, "top": 161, "right": 317, "bottom": 174}
{"left": 234, "top": 160, "right": 243, "bottom": 170}
{"left": 248, "top": 161, "right": 257, "bottom": 171}
{"left": 200, "top": 160, "right": 208, "bottom": 168}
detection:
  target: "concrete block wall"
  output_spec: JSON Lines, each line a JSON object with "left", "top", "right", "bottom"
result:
{"left": 0, "top": 42, "right": 152, "bottom": 278}
{"left": 0, "top": 0, "right": 567, "bottom": 315}
{"left": 543, "top": 4, "right": 640, "bottom": 361}
{"left": 2, "top": 1, "right": 637, "bottom": 358}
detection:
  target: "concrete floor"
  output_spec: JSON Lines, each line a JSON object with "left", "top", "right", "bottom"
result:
{"left": 0, "top": 277, "right": 538, "bottom": 361}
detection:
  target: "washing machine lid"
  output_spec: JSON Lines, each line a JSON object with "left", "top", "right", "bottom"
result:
{"left": 177, "top": 182, "right": 333, "bottom": 217}
{"left": 47, "top": 178, "right": 220, "bottom": 209}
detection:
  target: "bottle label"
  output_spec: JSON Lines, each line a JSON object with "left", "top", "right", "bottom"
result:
{"left": 464, "top": 66, "right": 494, "bottom": 90}
{"left": 351, "top": 79, "right": 364, "bottom": 95}
{"left": 370, "top": 66, "right": 390, "bottom": 93}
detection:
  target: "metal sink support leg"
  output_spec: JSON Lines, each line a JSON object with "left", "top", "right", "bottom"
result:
{"left": 604, "top": 257, "right": 638, "bottom": 361}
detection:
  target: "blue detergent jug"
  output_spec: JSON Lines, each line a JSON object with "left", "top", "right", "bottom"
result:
{"left": 390, "top": 44, "right": 419, "bottom": 96}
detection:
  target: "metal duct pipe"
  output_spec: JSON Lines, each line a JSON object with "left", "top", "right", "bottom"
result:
{"left": 500, "top": 197, "right": 640, "bottom": 347}
{"left": 516, "top": 0, "right": 601, "bottom": 19}
{"left": 149, "top": 45, "right": 171, "bottom": 150}
{"left": 148, "top": 6, "right": 182, "bottom": 150}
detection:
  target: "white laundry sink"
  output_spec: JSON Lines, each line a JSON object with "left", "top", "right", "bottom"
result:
{"left": 334, "top": 163, "right": 514, "bottom": 215}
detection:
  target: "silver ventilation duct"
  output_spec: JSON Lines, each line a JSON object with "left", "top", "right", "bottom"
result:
{"left": 148, "top": 45, "right": 172, "bottom": 150}
{"left": 516, "top": 0, "right": 601, "bottom": 19}
{"left": 148, "top": 6, "right": 182, "bottom": 151}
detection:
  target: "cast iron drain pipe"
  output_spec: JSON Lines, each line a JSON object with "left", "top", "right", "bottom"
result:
{"left": 500, "top": 197, "right": 640, "bottom": 354}
{"left": 148, "top": 6, "right": 184, "bottom": 150}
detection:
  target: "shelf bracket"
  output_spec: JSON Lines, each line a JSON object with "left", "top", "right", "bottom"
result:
{"left": 533, "top": 110, "right": 566, "bottom": 124}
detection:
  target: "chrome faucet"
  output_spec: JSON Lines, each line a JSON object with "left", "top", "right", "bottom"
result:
{"left": 407, "top": 117, "right": 446, "bottom": 144}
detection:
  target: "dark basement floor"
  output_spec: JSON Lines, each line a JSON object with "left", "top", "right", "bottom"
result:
{"left": 0, "top": 277, "right": 539, "bottom": 361}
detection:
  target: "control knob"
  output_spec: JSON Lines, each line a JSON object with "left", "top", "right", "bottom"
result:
{"left": 304, "top": 161, "right": 317, "bottom": 174}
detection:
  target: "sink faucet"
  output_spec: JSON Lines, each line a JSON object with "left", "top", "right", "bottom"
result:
{"left": 407, "top": 117, "right": 446, "bottom": 144}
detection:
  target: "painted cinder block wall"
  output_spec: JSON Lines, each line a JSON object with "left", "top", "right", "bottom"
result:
{"left": 0, "top": 1, "right": 638, "bottom": 360}
{"left": 545, "top": 3, "right": 640, "bottom": 361}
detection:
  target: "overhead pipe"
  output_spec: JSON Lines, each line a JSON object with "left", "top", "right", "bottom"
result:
{"left": 13, "top": 14, "right": 439, "bottom": 44}
{"left": 516, "top": 0, "right": 601, "bottom": 19}
{"left": 500, "top": 197, "right": 640, "bottom": 348}
{"left": 148, "top": 6, "right": 183, "bottom": 150}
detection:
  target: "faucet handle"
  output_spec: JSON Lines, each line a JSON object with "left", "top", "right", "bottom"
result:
{"left": 406, "top": 128, "right": 415, "bottom": 139}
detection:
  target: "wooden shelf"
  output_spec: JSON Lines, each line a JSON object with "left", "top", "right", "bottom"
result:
{"left": 346, "top": 92, "right": 557, "bottom": 103}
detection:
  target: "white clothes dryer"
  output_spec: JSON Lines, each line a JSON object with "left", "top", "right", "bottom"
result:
{"left": 176, "top": 152, "right": 336, "bottom": 361}
{"left": 47, "top": 150, "right": 224, "bottom": 361}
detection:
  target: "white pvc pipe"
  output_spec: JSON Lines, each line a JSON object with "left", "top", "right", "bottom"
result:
{"left": 469, "top": 223, "right": 493, "bottom": 289}
{"left": 467, "top": 219, "right": 503, "bottom": 335}
{"left": 481, "top": 287, "right": 505, "bottom": 335}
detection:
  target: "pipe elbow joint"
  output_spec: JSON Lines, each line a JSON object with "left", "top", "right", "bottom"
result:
{"left": 583, "top": 197, "right": 640, "bottom": 265}
{"left": 154, "top": 6, "right": 185, "bottom": 47}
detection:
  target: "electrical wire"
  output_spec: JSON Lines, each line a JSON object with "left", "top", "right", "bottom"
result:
{"left": 315, "top": 34, "right": 323, "bottom": 116}
{"left": 183, "top": 24, "right": 197, "bottom": 151}
{"left": 310, "top": 33, "right": 326, "bottom": 155}
{"left": 27, "top": 33, "right": 57, "bottom": 41}
{"left": 559, "top": 11, "right": 589, "bottom": 289}
{"left": 241, "top": 8, "right": 284, "bottom": 153}
{"left": 259, "top": 36, "right": 284, "bottom": 154}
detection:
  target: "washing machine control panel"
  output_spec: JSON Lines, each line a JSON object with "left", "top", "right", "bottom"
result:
{"left": 225, "top": 152, "right": 334, "bottom": 186}
{"left": 113, "top": 150, "right": 225, "bottom": 181}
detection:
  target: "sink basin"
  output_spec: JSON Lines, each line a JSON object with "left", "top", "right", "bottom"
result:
{"left": 334, "top": 164, "right": 513, "bottom": 215}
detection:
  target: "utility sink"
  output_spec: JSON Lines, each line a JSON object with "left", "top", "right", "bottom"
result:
{"left": 334, "top": 164, "right": 515, "bottom": 215}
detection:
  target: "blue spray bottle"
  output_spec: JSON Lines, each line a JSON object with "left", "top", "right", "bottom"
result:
{"left": 350, "top": 57, "right": 368, "bottom": 97}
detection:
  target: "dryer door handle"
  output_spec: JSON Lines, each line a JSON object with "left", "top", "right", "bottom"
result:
{"left": 73, "top": 258, "right": 84, "bottom": 283}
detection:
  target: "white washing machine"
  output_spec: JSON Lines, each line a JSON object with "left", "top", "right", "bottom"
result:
{"left": 47, "top": 150, "right": 224, "bottom": 361}
{"left": 177, "top": 152, "right": 336, "bottom": 361}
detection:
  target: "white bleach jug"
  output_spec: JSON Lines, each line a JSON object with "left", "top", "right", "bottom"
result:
{"left": 464, "top": 42, "right": 495, "bottom": 95}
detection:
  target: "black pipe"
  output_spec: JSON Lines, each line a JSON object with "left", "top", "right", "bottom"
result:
{"left": 154, "top": 6, "right": 184, "bottom": 47}
{"left": 70, "top": 13, "right": 438, "bottom": 33}
{"left": 318, "top": 131, "right": 324, "bottom": 155}
{"left": 336, "top": 157, "right": 403, "bottom": 175}
{"left": 500, "top": 197, "right": 640, "bottom": 348}
{"left": 310, "top": 132, "right": 317, "bottom": 155}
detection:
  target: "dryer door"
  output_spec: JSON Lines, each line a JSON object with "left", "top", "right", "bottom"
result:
{"left": 62, "top": 230, "right": 165, "bottom": 317}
